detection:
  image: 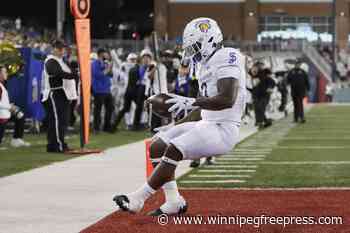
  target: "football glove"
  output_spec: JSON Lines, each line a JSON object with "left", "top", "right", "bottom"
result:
{"left": 165, "top": 94, "right": 196, "bottom": 117}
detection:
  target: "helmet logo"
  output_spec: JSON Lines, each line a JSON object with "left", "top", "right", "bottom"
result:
{"left": 196, "top": 20, "right": 211, "bottom": 33}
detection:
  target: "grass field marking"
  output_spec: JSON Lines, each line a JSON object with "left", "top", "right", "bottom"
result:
{"left": 283, "top": 137, "right": 350, "bottom": 140}
{"left": 198, "top": 169, "right": 257, "bottom": 173}
{"left": 258, "top": 161, "right": 350, "bottom": 165}
{"left": 202, "top": 164, "right": 257, "bottom": 168}
{"left": 179, "top": 180, "right": 246, "bottom": 184}
{"left": 276, "top": 146, "right": 350, "bottom": 149}
{"left": 220, "top": 156, "right": 267, "bottom": 159}
{"left": 220, "top": 154, "right": 267, "bottom": 157}
{"left": 222, "top": 153, "right": 269, "bottom": 156}
{"left": 180, "top": 187, "right": 350, "bottom": 190}
{"left": 214, "top": 162, "right": 260, "bottom": 165}
{"left": 215, "top": 158, "right": 264, "bottom": 161}
{"left": 238, "top": 147, "right": 277, "bottom": 149}
{"left": 288, "top": 131, "right": 350, "bottom": 134}
{"left": 219, "top": 155, "right": 266, "bottom": 159}
{"left": 188, "top": 174, "right": 251, "bottom": 178}
{"left": 234, "top": 149, "right": 272, "bottom": 152}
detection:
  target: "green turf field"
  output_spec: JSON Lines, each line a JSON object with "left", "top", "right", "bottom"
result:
{"left": 0, "top": 129, "right": 149, "bottom": 178}
{"left": 178, "top": 104, "right": 350, "bottom": 188}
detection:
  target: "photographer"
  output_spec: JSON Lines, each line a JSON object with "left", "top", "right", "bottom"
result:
{"left": 113, "top": 49, "right": 160, "bottom": 131}
{"left": 161, "top": 50, "right": 178, "bottom": 86}
{"left": 250, "top": 64, "right": 275, "bottom": 129}
{"left": 0, "top": 65, "right": 28, "bottom": 148}
{"left": 145, "top": 51, "right": 168, "bottom": 133}
{"left": 174, "top": 60, "right": 191, "bottom": 97}
{"left": 91, "top": 48, "right": 114, "bottom": 133}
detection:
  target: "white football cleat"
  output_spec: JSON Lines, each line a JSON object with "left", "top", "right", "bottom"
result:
{"left": 148, "top": 195, "right": 188, "bottom": 216}
{"left": 113, "top": 194, "right": 144, "bottom": 213}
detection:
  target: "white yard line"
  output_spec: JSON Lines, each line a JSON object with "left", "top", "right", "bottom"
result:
{"left": 284, "top": 137, "right": 350, "bottom": 140}
{"left": 203, "top": 165, "right": 258, "bottom": 168}
{"left": 258, "top": 161, "right": 350, "bottom": 165}
{"left": 277, "top": 146, "right": 350, "bottom": 149}
{"left": 222, "top": 152, "right": 269, "bottom": 155}
{"left": 180, "top": 180, "right": 246, "bottom": 184}
{"left": 197, "top": 169, "right": 257, "bottom": 173}
{"left": 216, "top": 158, "right": 265, "bottom": 161}
{"left": 218, "top": 156, "right": 266, "bottom": 159}
{"left": 234, "top": 149, "right": 272, "bottom": 152}
{"left": 189, "top": 174, "right": 251, "bottom": 178}
{"left": 181, "top": 187, "right": 350, "bottom": 191}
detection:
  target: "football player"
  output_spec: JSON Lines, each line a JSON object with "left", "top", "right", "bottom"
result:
{"left": 113, "top": 17, "right": 246, "bottom": 216}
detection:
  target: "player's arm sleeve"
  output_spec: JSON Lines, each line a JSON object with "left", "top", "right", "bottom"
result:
{"left": 216, "top": 65, "right": 240, "bottom": 80}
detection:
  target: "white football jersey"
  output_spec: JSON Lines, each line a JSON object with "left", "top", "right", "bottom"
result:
{"left": 197, "top": 47, "right": 246, "bottom": 124}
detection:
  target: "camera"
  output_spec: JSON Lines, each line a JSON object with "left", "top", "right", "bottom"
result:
{"left": 148, "top": 64, "right": 155, "bottom": 71}
{"left": 10, "top": 105, "right": 24, "bottom": 119}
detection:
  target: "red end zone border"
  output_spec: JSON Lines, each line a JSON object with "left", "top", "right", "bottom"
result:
{"left": 80, "top": 189, "right": 350, "bottom": 233}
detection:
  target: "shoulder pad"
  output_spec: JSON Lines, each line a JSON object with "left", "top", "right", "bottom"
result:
{"left": 210, "top": 48, "right": 240, "bottom": 68}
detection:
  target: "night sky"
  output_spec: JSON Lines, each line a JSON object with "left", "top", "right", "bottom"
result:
{"left": 0, "top": 0, "right": 154, "bottom": 39}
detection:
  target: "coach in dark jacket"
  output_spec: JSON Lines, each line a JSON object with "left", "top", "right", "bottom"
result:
{"left": 287, "top": 61, "right": 310, "bottom": 123}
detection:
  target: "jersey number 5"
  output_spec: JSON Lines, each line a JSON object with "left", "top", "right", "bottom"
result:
{"left": 229, "top": 52, "right": 237, "bottom": 64}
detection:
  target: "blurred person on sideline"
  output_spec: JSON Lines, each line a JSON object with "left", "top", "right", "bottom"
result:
{"left": 145, "top": 52, "right": 168, "bottom": 134}
{"left": 111, "top": 52, "right": 138, "bottom": 130}
{"left": 91, "top": 48, "right": 114, "bottom": 133}
{"left": 0, "top": 44, "right": 31, "bottom": 148}
{"left": 65, "top": 50, "right": 80, "bottom": 130}
{"left": 0, "top": 66, "right": 27, "bottom": 149}
{"left": 242, "top": 55, "right": 254, "bottom": 124}
{"left": 250, "top": 63, "right": 275, "bottom": 129}
{"left": 113, "top": 49, "right": 155, "bottom": 131}
{"left": 286, "top": 60, "right": 310, "bottom": 123}
{"left": 42, "top": 40, "right": 78, "bottom": 153}
{"left": 161, "top": 50, "right": 178, "bottom": 86}
{"left": 0, "top": 66, "right": 10, "bottom": 148}
{"left": 173, "top": 60, "right": 192, "bottom": 97}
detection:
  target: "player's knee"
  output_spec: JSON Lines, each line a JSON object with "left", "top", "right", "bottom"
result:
{"left": 150, "top": 137, "right": 167, "bottom": 159}
{"left": 163, "top": 144, "right": 183, "bottom": 162}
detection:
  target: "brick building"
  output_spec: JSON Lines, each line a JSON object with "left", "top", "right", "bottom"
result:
{"left": 154, "top": 0, "right": 350, "bottom": 48}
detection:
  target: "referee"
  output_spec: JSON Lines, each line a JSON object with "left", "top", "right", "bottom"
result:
{"left": 42, "top": 40, "right": 78, "bottom": 153}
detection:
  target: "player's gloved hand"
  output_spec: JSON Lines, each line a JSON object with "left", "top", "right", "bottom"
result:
{"left": 165, "top": 94, "right": 196, "bottom": 117}
{"left": 154, "top": 122, "right": 175, "bottom": 133}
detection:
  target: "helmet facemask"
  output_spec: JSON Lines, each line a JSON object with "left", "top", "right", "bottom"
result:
{"left": 183, "top": 41, "right": 202, "bottom": 63}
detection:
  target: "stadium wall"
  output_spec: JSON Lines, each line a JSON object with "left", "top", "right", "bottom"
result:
{"left": 155, "top": 0, "right": 350, "bottom": 49}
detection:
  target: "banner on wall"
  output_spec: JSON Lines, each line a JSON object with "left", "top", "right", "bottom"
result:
{"left": 7, "top": 48, "right": 46, "bottom": 121}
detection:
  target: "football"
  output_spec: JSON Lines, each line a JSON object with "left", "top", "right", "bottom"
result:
{"left": 146, "top": 93, "right": 174, "bottom": 119}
